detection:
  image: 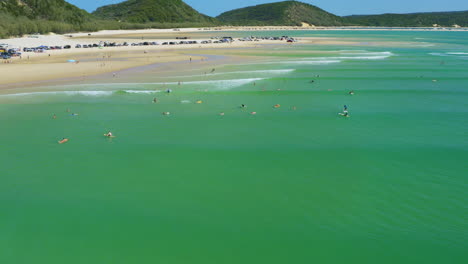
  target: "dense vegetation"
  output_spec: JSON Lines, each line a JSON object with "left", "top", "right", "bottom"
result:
{"left": 0, "top": 0, "right": 217, "bottom": 38}
{"left": 344, "top": 11, "right": 468, "bottom": 27}
{"left": 93, "top": 0, "right": 217, "bottom": 24}
{"left": 216, "top": 1, "right": 343, "bottom": 26}
{"left": 1, "top": 0, "right": 467, "bottom": 39}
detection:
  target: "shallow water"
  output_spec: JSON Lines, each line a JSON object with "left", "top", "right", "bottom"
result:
{"left": 1, "top": 31, "right": 467, "bottom": 264}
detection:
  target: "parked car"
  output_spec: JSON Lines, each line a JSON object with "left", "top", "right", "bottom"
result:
{"left": 75, "top": 44, "right": 82, "bottom": 48}
{"left": 1, "top": 52, "right": 11, "bottom": 59}
{"left": 64, "top": 45, "right": 71, "bottom": 49}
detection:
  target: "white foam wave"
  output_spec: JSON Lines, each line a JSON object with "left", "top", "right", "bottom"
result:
{"left": 429, "top": 52, "right": 447, "bottom": 57}
{"left": 280, "top": 60, "right": 342, "bottom": 65}
{"left": 447, "top": 52, "right": 468, "bottom": 55}
{"left": 338, "top": 56, "right": 392, "bottom": 60}
{"left": 1, "top": 90, "right": 113, "bottom": 97}
{"left": 340, "top": 51, "right": 394, "bottom": 56}
{"left": 184, "top": 78, "right": 264, "bottom": 90}
{"left": 181, "top": 100, "right": 191, "bottom": 103}
{"left": 178, "top": 69, "right": 295, "bottom": 78}
{"left": 123, "top": 90, "right": 161, "bottom": 94}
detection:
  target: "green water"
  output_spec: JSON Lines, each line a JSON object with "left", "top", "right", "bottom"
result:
{"left": 1, "top": 31, "right": 467, "bottom": 263}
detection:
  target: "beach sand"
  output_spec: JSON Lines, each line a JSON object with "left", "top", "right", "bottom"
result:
{"left": 0, "top": 27, "right": 420, "bottom": 90}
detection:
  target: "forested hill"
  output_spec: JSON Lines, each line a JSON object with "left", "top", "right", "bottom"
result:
{"left": 344, "top": 11, "right": 468, "bottom": 27}
{"left": 216, "top": 1, "right": 343, "bottom": 26}
{"left": 93, "top": 0, "right": 217, "bottom": 24}
{"left": 0, "top": 0, "right": 92, "bottom": 24}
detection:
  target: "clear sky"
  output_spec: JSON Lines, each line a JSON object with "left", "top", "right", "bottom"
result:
{"left": 70, "top": 0, "right": 468, "bottom": 16}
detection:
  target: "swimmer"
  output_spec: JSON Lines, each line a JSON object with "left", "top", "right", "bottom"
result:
{"left": 274, "top": 104, "right": 281, "bottom": 108}
{"left": 310, "top": 80, "right": 315, "bottom": 83}
{"left": 52, "top": 114, "right": 57, "bottom": 119}
{"left": 349, "top": 90, "right": 355, "bottom": 95}
{"left": 343, "top": 105, "right": 348, "bottom": 111}
{"left": 104, "top": 131, "right": 114, "bottom": 138}
{"left": 153, "top": 98, "right": 158, "bottom": 103}
{"left": 166, "top": 88, "right": 172, "bottom": 93}
{"left": 250, "top": 112, "right": 257, "bottom": 115}
{"left": 241, "top": 104, "right": 247, "bottom": 108}
{"left": 58, "top": 138, "right": 69, "bottom": 144}
{"left": 162, "top": 111, "right": 170, "bottom": 116}
{"left": 339, "top": 110, "right": 349, "bottom": 118}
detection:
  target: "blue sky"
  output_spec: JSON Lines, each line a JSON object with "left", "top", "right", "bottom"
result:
{"left": 70, "top": 0, "right": 468, "bottom": 16}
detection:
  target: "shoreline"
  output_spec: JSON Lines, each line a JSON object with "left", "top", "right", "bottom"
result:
{"left": 1, "top": 26, "right": 462, "bottom": 92}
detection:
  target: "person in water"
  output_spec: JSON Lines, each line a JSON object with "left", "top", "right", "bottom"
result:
{"left": 344, "top": 105, "right": 348, "bottom": 111}
{"left": 104, "top": 132, "right": 113, "bottom": 137}
{"left": 53, "top": 114, "right": 57, "bottom": 119}
{"left": 153, "top": 98, "right": 158, "bottom": 103}
{"left": 166, "top": 88, "right": 172, "bottom": 94}
{"left": 349, "top": 90, "right": 355, "bottom": 95}
{"left": 241, "top": 104, "right": 247, "bottom": 108}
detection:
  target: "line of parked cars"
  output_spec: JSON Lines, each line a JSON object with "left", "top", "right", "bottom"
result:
{"left": 1, "top": 48, "right": 22, "bottom": 59}
{"left": 22, "top": 45, "right": 71, "bottom": 53}
{"left": 13, "top": 35, "right": 296, "bottom": 57}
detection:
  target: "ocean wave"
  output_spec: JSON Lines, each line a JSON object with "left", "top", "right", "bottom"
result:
{"left": 122, "top": 90, "right": 161, "bottom": 94}
{"left": 297, "top": 54, "right": 392, "bottom": 61}
{"left": 340, "top": 51, "right": 394, "bottom": 56}
{"left": 429, "top": 52, "right": 468, "bottom": 58}
{"left": 177, "top": 69, "right": 295, "bottom": 78}
{"left": 279, "top": 60, "right": 342, "bottom": 65}
{"left": 1, "top": 91, "right": 114, "bottom": 97}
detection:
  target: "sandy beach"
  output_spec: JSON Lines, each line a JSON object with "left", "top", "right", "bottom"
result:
{"left": 0, "top": 26, "right": 430, "bottom": 90}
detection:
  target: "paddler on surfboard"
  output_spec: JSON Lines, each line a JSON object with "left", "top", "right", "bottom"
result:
{"left": 104, "top": 131, "right": 115, "bottom": 138}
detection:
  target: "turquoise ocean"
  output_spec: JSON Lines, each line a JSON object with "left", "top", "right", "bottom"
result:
{"left": 1, "top": 31, "right": 467, "bottom": 263}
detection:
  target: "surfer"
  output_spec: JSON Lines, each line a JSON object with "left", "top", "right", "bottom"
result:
{"left": 339, "top": 109, "right": 349, "bottom": 118}
{"left": 104, "top": 131, "right": 114, "bottom": 138}
{"left": 166, "top": 88, "right": 172, "bottom": 94}
{"left": 344, "top": 105, "right": 348, "bottom": 111}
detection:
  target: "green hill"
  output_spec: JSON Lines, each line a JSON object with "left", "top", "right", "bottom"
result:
{"left": 0, "top": 0, "right": 92, "bottom": 24}
{"left": 345, "top": 11, "right": 468, "bottom": 27}
{"left": 0, "top": 0, "right": 101, "bottom": 37}
{"left": 216, "top": 0, "right": 343, "bottom": 26}
{"left": 93, "top": 0, "right": 217, "bottom": 24}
